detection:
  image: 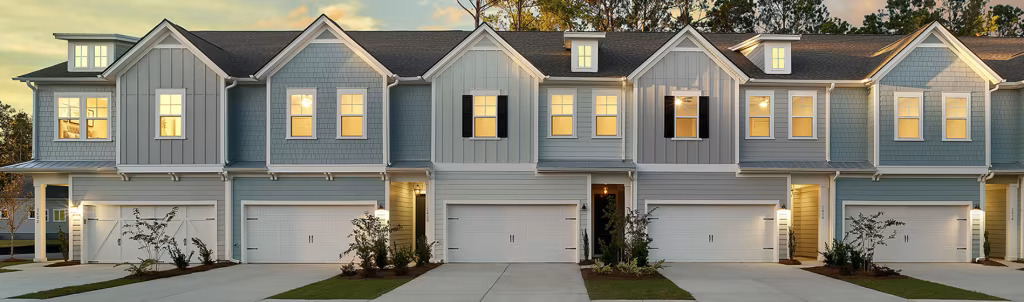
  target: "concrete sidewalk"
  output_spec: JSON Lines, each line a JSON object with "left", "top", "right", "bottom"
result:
{"left": 376, "top": 263, "right": 588, "bottom": 302}
{"left": 888, "top": 263, "right": 1024, "bottom": 301}
{"left": 0, "top": 263, "right": 128, "bottom": 298}
{"left": 660, "top": 263, "right": 906, "bottom": 302}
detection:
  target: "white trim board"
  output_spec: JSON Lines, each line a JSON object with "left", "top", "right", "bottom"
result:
{"left": 240, "top": 200, "right": 377, "bottom": 206}
{"left": 80, "top": 200, "right": 217, "bottom": 206}
{"left": 444, "top": 199, "right": 581, "bottom": 205}
{"left": 843, "top": 200, "right": 972, "bottom": 206}
{"left": 875, "top": 166, "right": 989, "bottom": 175}
{"left": 116, "top": 165, "right": 224, "bottom": 173}
{"left": 645, "top": 200, "right": 780, "bottom": 205}
{"left": 636, "top": 164, "right": 738, "bottom": 173}
{"left": 432, "top": 163, "right": 536, "bottom": 172}
{"left": 266, "top": 164, "right": 386, "bottom": 173}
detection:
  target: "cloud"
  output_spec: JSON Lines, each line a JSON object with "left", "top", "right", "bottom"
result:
{"left": 418, "top": 5, "right": 472, "bottom": 30}
{"left": 254, "top": 2, "right": 380, "bottom": 30}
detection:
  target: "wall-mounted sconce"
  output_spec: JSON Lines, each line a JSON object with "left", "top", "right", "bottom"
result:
{"left": 414, "top": 183, "right": 424, "bottom": 195}
{"left": 603, "top": 185, "right": 608, "bottom": 195}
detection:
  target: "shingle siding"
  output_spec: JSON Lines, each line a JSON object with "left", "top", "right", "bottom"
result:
{"left": 36, "top": 84, "right": 117, "bottom": 161}
{"left": 390, "top": 85, "right": 431, "bottom": 162}
{"left": 739, "top": 87, "right": 827, "bottom": 161}
{"left": 228, "top": 85, "right": 266, "bottom": 162}
{"left": 878, "top": 46, "right": 986, "bottom": 166}
{"left": 269, "top": 43, "right": 384, "bottom": 164}
{"left": 830, "top": 87, "right": 870, "bottom": 162}
{"left": 991, "top": 89, "right": 1019, "bottom": 164}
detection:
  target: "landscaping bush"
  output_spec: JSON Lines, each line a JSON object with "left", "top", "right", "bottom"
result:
{"left": 598, "top": 200, "right": 626, "bottom": 264}
{"left": 414, "top": 235, "right": 436, "bottom": 267}
{"left": 788, "top": 227, "right": 796, "bottom": 260}
{"left": 390, "top": 244, "right": 415, "bottom": 276}
{"left": 624, "top": 208, "right": 657, "bottom": 267}
{"left": 118, "top": 207, "right": 179, "bottom": 274}
{"left": 598, "top": 239, "right": 620, "bottom": 265}
{"left": 849, "top": 249, "right": 865, "bottom": 273}
{"left": 343, "top": 213, "right": 398, "bottom": 277}
{"left": 869, "top": 263, "right": 901, "bottom": 277}
{"left": 593, "top": 260, "right": 613, "bottom": 275}
{"left": 341, "top": 262, "right": 357, "bottom": 276}
{"left": 615, "top": 258, "right": 663, "bottom": 276}
{"left": 582, "top": 229, "right": 590, "bottom": 261}
{"left": 191, "top": 237, "right": 214, "bottom": 265}
{"left": 117, "top": 258, "right": 157, "bottom": 277}
{"left": 821, "top": 239, "right": 850, "bottom": 267}
{"left": 984, "top": 230, "right": 991, "bottom": 258}
{"left": 167, "top": 239, "right": 193, "bottom": 270}
{"left": 57, "top": 226, "right": 69, "bottom": 261}
{"left": 845, "top": 211, "right": 904, "bottom": 270}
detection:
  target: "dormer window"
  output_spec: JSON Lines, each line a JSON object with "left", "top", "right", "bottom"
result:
{"left": 74, "top": 45, "right": 89, "bottom": 68}
{"left": 94, "top": 45, "right": 109, "bottom": 67}
{"left": 565, "top": 32, "right": 604, "bottom": 73}
{"left": 728, "top": 34, "right": 798, "bottom": 75}
{"left": 763, "top": 42, "right": 791, "bottom": 74}
{"left": 68, "top": 42, "right": 112, "bottom": 71}
{"left": 578, "top": 45, "right": 592, "bottom": 68}
{"left": 771, "top": 47, "right": 785, "bottom": 70}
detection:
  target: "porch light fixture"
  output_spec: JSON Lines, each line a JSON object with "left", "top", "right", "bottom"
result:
{"left": 603, "top": 185, "right": 608, "bottom": 194}
{"left": 414, "top": 183, "right": 424, "bottom": 195}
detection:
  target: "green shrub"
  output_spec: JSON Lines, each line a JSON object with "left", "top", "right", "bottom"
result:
{"left": 582, "top": 229, "right": 590, "bottom": 260}
{"left": 788, "top": 227, "right": 796, "bottom": 260}
{"left": 593, "top": 260, "right": 613, "bottom": 274}
{"left": 341, "top": 262, "right": 357, "bottom": 276}
{"left": 849, "top": 249, "right": 865, "bottom": 273}
{"left": 390, "top": 244, "right": 415, "bottom": 276}
{"left": 414, "top": 235, "right": 436, "bottom": 267}
{"left": 167, "top": 239, "right": 193, "bottom": 270}
{"left": 57, "top": 226, "right": 69, "bottom": 261}
{"left": 191, "top": 237, "right": 214, "bottom": 265}
{"left": 821, "top": 239, "right": 850, "bottom": 268}
{"left": 984, "top": 230, "right": 991, "bottom": 258}
{"left": 616, "top": 258, "right": 642, "bottom": 276}
{"left": 343, "top": 214, "right": 399, "bottom": 277}
{"left": 116, "top": 258, "right": 157, "bottom": 277}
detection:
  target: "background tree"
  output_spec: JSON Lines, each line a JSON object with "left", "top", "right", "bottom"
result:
{"left": 988, "top": 4, "right": 1024, "bottom": 36}
{"left": 0, "top": 164, "right": 30, "bottom": 261}
{"left": 0, "top": 101, "right": 32, "bottom": 261}
{"left": 584, "top": 0, "right": 625, "bottom": 31}
{"left": 622, "top": 0, "right": 675, "bottom": 31}
{"left": 536, "top": 0, "right": 588, "bottom": 31}
{"left": 698, "top": 0, "right": 755, "bottom": 33}
{"left": 457, "top": 0, "right": 497, "bottom": 27}
{"left": 860, "top": 0, "right": 944, "bottom": 35}
{"left": 819, "top": 17, "right": 854, "bottom": 34}
{"left": 488, "top": 0, "right": 540, "bottom": 30}
{"left": 671, "top": 0, "right": 711, "bottom": 29}
{"left": 942, "top": 0, "right": 989, "bottom": 36}
{"left": 755, "top": 0, "right": 835, "bottom": 34}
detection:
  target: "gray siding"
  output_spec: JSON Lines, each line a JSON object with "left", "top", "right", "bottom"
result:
{"left": 231, "top": 177, "right": 385, "bottom": 260}
{"left": 390, "top": 85, "right": 431, "bottom": 162}
{"left": 636, "top": 33, "right": 737, "bottom": 164}
{"left": 36, "top": 84, "right": 117, "bottom": 160}
{"left": 739, "top": 87, "right": 826, "bottom": 161}
{"left": 878, "top": 46, "right": 986, "bottom": 166}
{"left": 119, "top": 48, "right": 222, "bottom": 165}
{"left": 834, "top": 177, "right": 981, "bottom": 258}
{"left": 636, "top": 172, "right": 787, "bottom": 210}
{"left": 71, "top": 176, "right": 226, "bottom": 260}
{"left": 433, "top": 37, "right": 537, "bottom": 163}
{"left": 830, "top": 88, "right": 870, "bottom": 162}
{"left": 432, "top": 171, "right": 588, "bottom": 259}
{"left": 228, "top": 85, "right": 266, "bottom": 162}
{"left": 268, "top": 43, "right": 384, "bottom": 164}
{"left": 746, "top": 45, "right": 765, "bottom": 71}
{"left": 991, "top": 89, "right": 1020, "bottom": 164}
{"left": 538, "top": 85, "right": 628, "bottom": 160}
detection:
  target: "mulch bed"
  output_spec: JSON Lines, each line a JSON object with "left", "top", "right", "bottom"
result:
{"left": 975, "top": 259, "right": 1007, "bottom": 267}
{"left": 580, "top": 267, "right": 664, "bottom": 280}
{"left": 779, "top": 259, "right": 802, "bottom": 265}
{"left": 578, "top": 259, "right": 596, "bottom": 265}
{"left": 802, "top": 266, "right": 907, "bottom": 280}
{"left": 126, "top": 262, "right": 236, "bottom": 280}
{"left": 44, "top": 260, "right": 80, "bottom": 267}
{"left": 337, "top": 263, "right": 441, "bottom": 280}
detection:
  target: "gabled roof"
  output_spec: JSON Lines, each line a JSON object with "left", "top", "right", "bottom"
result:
{"left": 422, "top": 24, "right": 545, "bottom": 80}
{"left": 865, "top": 22, "right": 1003, "bottom": 84}
{"left": 628, "top": 26, "right": 749, "bottom": 82}
{"left": 101, "top": 20, "right": 230, "bottom": 79}
{"left": 254, "top": 15, "right": 394, "bottom": 79}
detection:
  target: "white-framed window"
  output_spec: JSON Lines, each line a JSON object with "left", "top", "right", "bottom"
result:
{"left": 578, "top": 45, "right": 592, "bottom": 68}
{"left": 55, "top": 93, "right": 110, "bottom": 141}
{"left": 287, "top": 88, "right": 317, "bottom": 139}
{"left": 156, "top": 89, "right": 185, "bottom": 139}
{"left": 69, "top": 43, "right": 112, "bottom": 71}
{"left": 673, "top": 91, "right": 701, "bottom": 140}
{"left": 771, "top": 47, "right": 786, "bottom": 70}
{"left": 472, "top": 91, "right": 499, "bottom": 138}
{"left": 570, "top": 40, "right": 598, "bottom": 72}
{"left": 52, "top": 209, "right": 67, "bottom": 222}
{"left": 942, "top": 92, "right": 970, "bottom": 141}
{"left": 593, "top": 90, "right": 620, "bottom": 138}
{"left": 746, "top": 90, "right": 774, "bottom": 139}
{"left": 74, "top": 45, "right": 89, "bottom": 68}
{"left": 788, "top": 91, "right": 817, "bottom": 139}
{"left": 337, "top": 88, "right": 367, "bottom": 139}
{"left": 894, "top": 91, "right": 923, "bottom": 141}
{"left": 549, "top": 89, "right": 576, "bottom": 137}
{"left": 94, "top": 45, "right": 109, "bottom": 68}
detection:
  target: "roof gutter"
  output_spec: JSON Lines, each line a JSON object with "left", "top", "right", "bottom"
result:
{"left": 546, "top": 76, "right": 625, "bottom": 82}
{"left": 746, "top": 78, "right": 870, "bottom": 86}
{"left": 12, "top": 77, "right": 108, "bottom": 83}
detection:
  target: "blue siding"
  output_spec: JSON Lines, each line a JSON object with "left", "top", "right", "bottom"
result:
{"left": 390, "top": 85, "right": 430, "bottom": 162}
{"left": 228, "top": 85, "right": 266, "bottom": 162}
{"left": 878, "top": 47, "right": 987, "bottom": 166}
{"left": 830, "top": 88, "right": 870, "bottom": 162}
{"left": 269, "top": 43, "right": 384, "bottom": 164}
{"left": 991, "top": 89, "right": 1020, "bottom": 164}
{"left": 231, "top": 177, "right": 385, "bottom": 260}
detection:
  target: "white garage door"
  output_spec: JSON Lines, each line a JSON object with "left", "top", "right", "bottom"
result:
{"left": 86, "top": 205, "right": 216, "bottom": 263}
{"left": 447, "top": 204, "right": 576, "bottom": 263}
{"left": 648, "top": 204, "right": 776, "bottom": 262}
{"left": 845, "top": 204, "right": 969, "bottom": 262}
{"left": 245, "top": 204, "right": 373, "bottom": 263}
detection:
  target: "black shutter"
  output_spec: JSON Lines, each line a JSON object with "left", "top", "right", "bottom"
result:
{"left": 698, "top": 96, "right": 710, "bottom": 139}
{"left": 461, "top": 95, "right": 472, "bottom": 138}
{"left": 664, "top": 96, "right": 674, "bottom": 138}
{"left": 497, "top": 95, "right": 509, "bottom": 138}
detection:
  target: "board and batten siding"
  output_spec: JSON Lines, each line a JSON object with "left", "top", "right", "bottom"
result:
{"left": 990, "top": 89, "right": 1020, "bottom": 164}
{"left": 739, "top": 87, "right": 826, "bottom": 161}
{"left": 830, "top": 88, "right": 870, "bottom": 162}
{"left": 433, "top": 37, "right": 536, "bottom": 163}
{"left": 268, "top": 43, "right": 384, "bottom": 164}
{"left": 390, "top": 85, "right": 431, "bottom": 162}
{"left": 231, "top": 177, "right": 385, "bottom": 260}
{"left": 834, "top": 177, "right": 981, "bottom": 258}
{"left": 636, "top": 172, "right": 787, "bottom": 210}
{"left": 70, "top": 176, "right": 226, "bottom": 260}
{"left": 119, "top": 47, "right": 221, "bottom": 165}
{"left": 636, "top": 35, "right": 737, "bottom": 164}
{"left": 877, "top": 46, "right": 986, "bottom": 166}
{"left": 432, "top": 172, "right": 587, "bottom": 260}
{"left": 36, "top": 84, "right": 117, "bottom": 160}
{"left": 228, "top": 84, "right": 266, "bottom": 162}
{"left": 538, "top": 84, "right": 629, "bottom": 160}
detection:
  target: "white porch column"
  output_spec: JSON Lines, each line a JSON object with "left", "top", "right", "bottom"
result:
{"left": 33, "top": 184, "right": 46, "bottom": 262}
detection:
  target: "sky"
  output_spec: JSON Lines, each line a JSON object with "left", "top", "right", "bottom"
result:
{"left": 1, "top": 0, "right": 1021, "bottom": 115}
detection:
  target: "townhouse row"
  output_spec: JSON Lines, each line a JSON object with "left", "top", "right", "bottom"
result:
{"left": 6, "top": 17, "right": 1024, "bottom": 264}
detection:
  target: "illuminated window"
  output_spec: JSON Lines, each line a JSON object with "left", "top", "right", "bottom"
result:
{"left": 74, "top": 45, "right": 89, "bottom": 68}
{"left": 57, "top": 97, "right": 81, "bottom": 139}
{"left": 52, "top": 209, "right": 67, "bottom": 222}
{"left": 594, "top": 92, "right": 618, "bottom": 137}
{"left": 288, "top": 89, "right": 316, "bottom": 138}
{"left": 895, "top": 92, "right": 922, "bottom": 140}
{"left": 943, "top": 93, "right": 969, "bottom": 141}
{"left": 674, "top": 96, "right": 698, "bottom": 138}
{"left": 93, "top": 45, "right": 109, "bottom": 68}
{"left": 747, "top": 92, "right": 773, "bottom": 138}
{"left": 577, "top": 45, "right": 592, "bottom": 68}
{"left": 789, "top": 92, "right": 815, "bottom": 139}
{"left": 771, "top": 47, "right": 786, "bottom": 70}
{"left": 337, "top": 89, "right": 366, "bottom": 138}
{"left": 157, "top": 90, "right": 184, "bottom": 138}
{"left": 550, "top": 93, "right": 574, "bottom": 137}
{"left": 56, "top": 93, "right": 109, "bottom": 140}
{"left": 473, "top": 95, "right": 497, "bottom": 138}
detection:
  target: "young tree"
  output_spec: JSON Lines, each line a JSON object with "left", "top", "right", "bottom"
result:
{"left": 942, "top": 0, "right": 989, "bottom": 36}
{"left": 988, "top": 4, "right": 1024, "bottom": 36}
{"left": 0, "top": 170, "right": 30, "bottom": 261}
{"left": 457, "top": 0, "right": 498, "bottom": 27}
{"left": 844, "top": 211, "right": 905, "bottom": 268}
{"left": 0, "top": 101, "right": 33, "bottom": 261}
{"left": 120, "top": 207, "right": 179, "bottom": 273}
{"left": 698, "top": 0, "right": 756, "bottom": 33}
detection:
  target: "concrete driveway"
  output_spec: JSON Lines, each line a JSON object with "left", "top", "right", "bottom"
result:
{"left": 375, "top": 263, "right": 588, "bottom": 302}
{"left": 43, "top": 264, "right": 338, "bottom": 302}
{"left": 660, "top": 263, "right": 905, "bottom": 302}
{"left": 887, "top": 263, "right": 1024, "bottom": 301}
{"left": 0, "top": 263, "right": 128, "bottom": 298}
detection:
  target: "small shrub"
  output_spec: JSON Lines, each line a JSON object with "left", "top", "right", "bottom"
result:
{"left": 341, "top": 262, "right": 358, "bottom": 276}
{"left": 787, "top": 227, "right": 796, "bottom": 260}
{"left": 821, "top": 239, "right": 850, "bottom": 268}
{"left": 638, "top": 259, "right": 665, "bottom": 275}
{"left": 57, "top": 226, "right": 69, "bottom": 261}
{"left": 343, "top": 214, "right": 398, "bottom": 277}
{"left": 582, "top": 229, "right": 590, "bottom": 261}
{"left": 616, "top": 258, "right": 643, "bottom": 276}
{"left": 167, "top": 239, "right": 194, "bottom": 270}
{"left": 869, "top": 264, "right": 901, "bottom": 277}
{"left": 984, "top": 230, "right": 991, "bottom": 258}
{"left": 390, "top": 244, "right": 415, "bottom": 276}
{"left": 191, "top": 237, "right": 214, "bottom": 266}
{"left": 598, "top": 239, "right": 620, "bottom": 265}
{"left": 116, "top": 258, "right": 157, "bottom": 277}
{"left": 849, "top": 249, "right": 865, "bottom": 273}
{"left": 414, "top": 235, "right": 436, "bottom": 267}
{"left": 592, "top": 260, "right": 613, "bottom": 275}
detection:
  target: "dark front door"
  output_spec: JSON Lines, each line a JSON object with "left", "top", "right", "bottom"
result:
{"left": 415, "top": 194, "right": 426, "bottom": 241}
{"left": 594, "top": 193, "right": 617, "bottom": 250}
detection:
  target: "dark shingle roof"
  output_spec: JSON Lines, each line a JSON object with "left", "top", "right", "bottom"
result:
{"left": 961, "top": 36, "right": 1024, "bottom": 83}
{"left": 190, "top": 30, "right": 302, "bottom": 76}
{"left": 499, "top": 31, "right": 674, "bottom": 77}
{"left": 347, "top": 31, "right": 470, "bottom": 77}
{"left": 705, "top": 33, "right": 909, "bottom": 80}
{"left": 18, "top": 62, "right": 102, "bottom": 79}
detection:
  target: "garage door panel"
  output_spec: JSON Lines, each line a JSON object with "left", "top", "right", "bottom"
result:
{"left": 845, "top": 205, "right": 968, "bottom": 262}
{"left": 447, "top": 204, "right": 576, "bottom": 263}
{"left": 245, "top": 205, "right": 371, "bottom": 263}
{"left": 649, "top": 204, "right": 775, "bottom": 262}
{"left": 86, "top": 205, "right": 215, "bottom": 263}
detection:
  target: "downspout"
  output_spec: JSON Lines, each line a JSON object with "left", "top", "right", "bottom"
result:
{"left": 621, "top": 79, "right": 627, "bottom": 160}
{"left": 224, "top": 78, "right": 239, "bottom": 165}
{"left": 25, "top": 81, "right": 37, "bottom": 160}
{"left": 986, "top": 82, "right": 1003, "bottom": 168}
{"left": 828, "top": 171, "right": 840, "bottom": 249}
{"left": 825, "top": 83, "right": 835, "bottom": 162}
{"left": 385, "top": 76, "right": 400, "bottom": 166}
